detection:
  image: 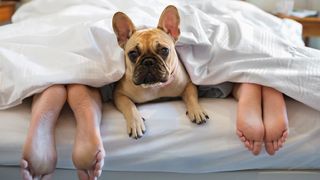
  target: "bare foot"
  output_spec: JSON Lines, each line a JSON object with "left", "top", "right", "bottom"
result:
{"left": 21, "top": 130, "right": 57, "bottom": 180}
{"left": 75, "top": 149, "right": 105, "bottom": 180}
{"left": 234, "top": 83, "right": 264, "bottom": 155}
{"left": 73, "top": 132, "right": 105, "bottom": 180}
{"left": 21, "top": 160, "right": 53, "bottom": 180}
{"left": 67, "top": 85, "right": 105, "bottom": 179}
{"left": 263, "top": 87, "right": 289, "bottom": 155}
{"left": 21, "top": 85, "right": 66, "bottom": 179}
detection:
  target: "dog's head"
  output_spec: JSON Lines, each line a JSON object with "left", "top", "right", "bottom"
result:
{"left": 112, "top": 5, "right": 180, "bottom": 88}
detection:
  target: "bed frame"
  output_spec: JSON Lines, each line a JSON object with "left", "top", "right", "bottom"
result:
{"left": 1, "top": 166, "right": 320, "bottom": 180}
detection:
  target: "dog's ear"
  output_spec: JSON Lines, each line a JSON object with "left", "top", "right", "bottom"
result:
{"left": 112, "top": 12, "right": 136, "bottom": 49}
{"left": 157, "top": 5, "right": 180, "bottom": 41}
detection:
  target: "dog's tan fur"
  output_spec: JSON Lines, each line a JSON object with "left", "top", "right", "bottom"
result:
{"left": 112, "top": 6, "right": 209, "bottom": 139}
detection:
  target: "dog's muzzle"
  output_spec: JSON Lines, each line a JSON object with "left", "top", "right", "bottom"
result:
{"left": 141, "top": 58, "right": 157, "bottom": 84}
{"left": 133, "top": 57, "right": 168, "bottom": 86}
{"left": 141, "top": 57, "right": 156, "bottom": 67}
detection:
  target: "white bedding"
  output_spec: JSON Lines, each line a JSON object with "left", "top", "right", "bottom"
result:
{"left": 0, "top": 98, "right": 320, "bottom": 172}
{"left": 0, "top": 0, "right": 320, "bottom": 111}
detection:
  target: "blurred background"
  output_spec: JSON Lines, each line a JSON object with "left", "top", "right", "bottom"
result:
{"left": 246, "top": 0, "right": 320, "bottom": 49}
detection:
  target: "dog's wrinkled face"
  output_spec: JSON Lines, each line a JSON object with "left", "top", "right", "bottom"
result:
{"left": 113, "top": 5, "right": 180, "bottom": 88}
{"left": 125, "top": 29, "right": 174, "bottom": 86}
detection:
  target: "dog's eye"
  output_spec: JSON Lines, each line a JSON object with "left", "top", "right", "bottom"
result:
{"left": 159, "top": 47, "right": 169, "bottom": 58}
{"left": 128, "top": 50, "right": 139, "bottom": 63}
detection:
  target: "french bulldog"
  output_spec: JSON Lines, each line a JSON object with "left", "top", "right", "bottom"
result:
{"left": 112, "top": 5, "right": 209, "bottom": 139}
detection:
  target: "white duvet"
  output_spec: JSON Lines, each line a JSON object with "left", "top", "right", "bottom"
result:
{"left": 0, "top": 0, "right": 319, "bottom": 110}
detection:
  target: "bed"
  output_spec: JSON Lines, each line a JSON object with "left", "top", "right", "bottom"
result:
{"left": 0, "top": 0, "right": 320, "bottom": 179}
{"left": 0, "top": 97, "right": 320, "bottom": 179}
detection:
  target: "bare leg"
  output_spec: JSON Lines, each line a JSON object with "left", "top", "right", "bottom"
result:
{"left": 233, "top": 83, "right": 264, "bottom": 155}
{"left": 67, "top": 84, "right": 105, "bottom": 180}
{"left": 21, "top": 85, "right": 67, "bottom": 180}
{"left": 262, "top": 86, "right": 289, "bottom": 155}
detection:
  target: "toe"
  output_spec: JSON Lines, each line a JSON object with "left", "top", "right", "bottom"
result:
{"left": 93, "top": 151, "right": 104, "bottom": 178}
{"left": 265, "top": 129, "right": 288, "bottom": 154}
{"left": 141, "top": 122, "right": 146, "bottom": 134}
{"left": 20, "top": 160, "right": 32, "bottom": 180}
{"left": 278, "top": 139, "right": 283, "bottom": 148}
{"left": 237, "top": 130, "right": 247, "bottom": 142}
{"left": 96, "top": 151, "right": 105, "bottom": 161}
{"left": 240, "top": 136, "right": 246, "bottom": 142}
{"left": 236, "top": 130, "right": 243, "bottom": 137}
{"left": 186, "top": 112, "right": 194, "bottom": 122}
{"left": 77, "top": 170, "right": 89, "bottom": 180}
{"left": 197, "top": 112, "right": 207, "bottom": 124}
{"left": 245, "top": 140, "right": 253, "bottom": 150}
{"left": 131, "top": 128, "right": 139, "bottom": 139}
{"left": 282, "top": 130, "right": 289, "bottom": 140}
{"left": 21, "top": 169, "right": 31, "bottom": 180}
{"left": 128, "top": 126, "right": 132, "bottom": 137}
{"left": 88, "top": 170, "right": 94, "bottom": 178}
{"left": 95, "top": 158, "right": 104, "bottom": 170}
{"left": 239, "top": 133, "right": 255, "bottom": 151}
{"left": 94, "top": 161, "right": 104, "bottom": 174}
{"left": 95, "top": 162, "right": 102, "bottom": 171}
{"left": 42, "top": 173, "right": 54, "bottom": 180}
{"left": 281, "top": 130, "right": 288, "bottom": 143}
{"left": 249, "top": 140, "right": 254, "bottom": 150}
{"left": 284, "top": 130, "right": 289, "bottom": 137}
{"left": 273, "top": 140, "right": 279, "bottom": 151}
{"left": 21, "top": 169, "right": 32, "bottom": 180}
{"left": 244, "top": 140, "right": 251, "bottom": 149}
{"left": 195, "top": 113, "right": 201, "bottom": 124}
{"left": 137, "top": 128, "right": 144, "bottom": 138}
{"left": 204, "top": 113, "right": 209, "bottom": 120}
{"left": 252, "top": 141, "right": 262, "bottom": 155}
{"left": 20, "top": 159, "right": 28, "bottom": 169}
{"left": 265, "top": 142, "right": 275, "bottom": 155}
{"left": 94, "top": 170, "right": 102, "bottom": 177}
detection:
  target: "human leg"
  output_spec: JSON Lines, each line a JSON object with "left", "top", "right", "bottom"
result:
{"left": 21, "top": 85, "right": 67, "bottom": 179}
{"left": 233, "top": 83, "right": 264, "bottom": 155}
{"left": 262, "top": 86, "right": 289, "bottom": 155}
{"left": 67, "top": 84, "right": 105, "bottom": 179}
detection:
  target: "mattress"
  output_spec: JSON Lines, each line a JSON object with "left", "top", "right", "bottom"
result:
{"left": 0, "top": 97, "right": 319, "bottom": 173}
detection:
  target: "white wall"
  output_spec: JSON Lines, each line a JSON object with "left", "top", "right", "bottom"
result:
{"left": 306, "top": 0, "right": 320, "bottom": 10}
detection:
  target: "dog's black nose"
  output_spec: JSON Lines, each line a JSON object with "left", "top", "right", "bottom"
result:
{"left": 141, "top": 58, "right": 155, "bottom": 66}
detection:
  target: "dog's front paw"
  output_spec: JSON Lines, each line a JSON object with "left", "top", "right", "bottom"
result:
{"left": 127, "top": 117, "right": 146, "bottom": 139}
{"left": 186, "top": 108, "right": 209, "bottom": 125}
